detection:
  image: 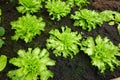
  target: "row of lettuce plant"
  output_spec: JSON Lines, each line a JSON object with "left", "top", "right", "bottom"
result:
{"left": 16, "top": 0, "right": 89, "bottom": 20}
{"left": 1, "top": 0, "right": 120, "bottom": 80}
{"left": 16, "top": 0, "right": 120, "bottom": 33}
{"left": 71, "top": 9, "right": 120, "bottom": 32}
{"left": 1, "top": 25, "right": 120, "bottom": 79}
{"left": 47, "top": 27, "right": 120, "bottom": 73}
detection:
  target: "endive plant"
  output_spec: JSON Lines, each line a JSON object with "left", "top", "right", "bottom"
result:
{"left": 66, "top": 0, "right": 89, "bottom": 8}
{"left": 8, "top": 47, "right": 56, "bottom": 80}
{"left": 45, "top": 0, "right": 71, "bottom": 21}
{"left": 81, "top": 35, "right": 120, "bottom": 73}
{"left": 46, "top": 26, "right": 82, "bottom": 58}
{"left": 71, "top": 9, "right": 103, "bottom": 31}
{"left": 17, "top": 0, "right": 43, "bottom": 14}
{"left": 11, "top": 14, "right": 45, "bottom": 43}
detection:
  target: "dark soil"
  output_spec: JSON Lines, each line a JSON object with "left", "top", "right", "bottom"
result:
{"left": 1, "top": 0, "right": 120, "bottom": 80}
{"left": 92, "top": 0, "right": 120, "bottom": 12}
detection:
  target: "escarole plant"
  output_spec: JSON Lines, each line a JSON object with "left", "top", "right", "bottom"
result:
{"left": 80, "top": 35, "right": 120, "bottom": 73}
{"left": 71, "top": 9, "right": 103, "bottom": 31}
{"left": 46, "top": 26, "right": 82, "bottom": 58}
{"left": 8, "top": 47, "right": 55, "bottom": 80}
{"left": 100, "top": 10, "right": 120, "bottom": 35}
{"left": 17, "top": 0, "right": 43, "bottom": 14}
{"left": 66, "top": 0, "right": 89, "bottom": 8}
{"left": 99, "top": 10, "right": 115, "bottom": 23}
{"left": 45, "top": 0, "right": 71, "bottom": 21}
{"left": 11, "top": 14, "right": 45, "bottom": 43}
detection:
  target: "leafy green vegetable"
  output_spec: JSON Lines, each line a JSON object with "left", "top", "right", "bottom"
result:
{"left": 11, "top": 14, "right": 45, "bottom": 43}
{"left": 81, "top": 35, "right": 120, "bottom": 73}
{"left": 100, "top": 10, "right": 120, "bottom": 24}
{"left": 0, "top": 55, "right": 7, "bottom": 72}
{"left": 0, "top": 39, "right": 4, "bottom": 48}
{"left": 99, "top": 10, "right": 115, "bottom": 22}
{"left": 0, "top": 27, "right": 5, "bottom": 36}
{"left": 17, "top": 0, "right": 43, "bottom": 14}
{"left": 71, "top": 9, "right": 103, "bottom": 31}
{"left": 113, "top": 12, "right": 120, "bottom": 35}
{"left": 0, "top": 27, "right": 5, "bottom": 48}
{"left": 46, "top": 26, "right": 82, "bottom": 58}
{"left": 99, "top": 10, "right": 120, "bottom": 35}
{"left": 66, "top": 0, "right": 89, "bottom": 8}
{"left": 45, "top": 0, "right": 71, "bottom": 21}
{"left": 118, "top": 24, "right": 120, "bottom": 35}
{"left": 8, "top": 47, "right": 55, "bottom": 80}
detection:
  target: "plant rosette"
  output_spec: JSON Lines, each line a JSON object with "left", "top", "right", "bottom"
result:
{"left": 66, "top": 0, "right": 89, "bottom": 8}
{"left": 45, "top": 0, "right": 71, "bottom": 21}
{"left": 17, "top": 0, "right": 43, "bottom": 14}
{"left": 8, "top": 47, "right": 56, "bottom": 80}
{"left": 80, "top": 35, "right": 120, "bottom": 73}
{"left": 11, "top": 14, "right": 45, "bottom": 43}
{"left": 71, "top": 9, "right": 103, "bottom": 31}
{"left": 46, "top": 26, "right": 82, "bottom": 58}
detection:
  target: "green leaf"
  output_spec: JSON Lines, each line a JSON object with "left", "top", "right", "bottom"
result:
{"left": 66, "top": 0, "right": 89, "bottom": 8}
{"left": 0, "top": 55, "right": 7, "bottom": 71}
{"left": 0, "top": 39, "right": 4, "bottom": 48}
{"left": 108, "top": 21, "right": 115, "bottom": 25}
{"left": 99, "top": 10, "right": 115, "bottom": 22}
{"left": 40, "top": 70, "right": 53, "bottom": 80}
{"left": 117, "top": 24, "right": 120, "bottom": 35}
{"left": 0, "top": 27, "right": 5, "bottom": 36}
{"left": 0, "top": 9, "right": 1, "bottom": 16}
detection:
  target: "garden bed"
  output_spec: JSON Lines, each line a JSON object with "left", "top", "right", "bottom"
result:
{"left": 0, "top": 0, "right": 120, "bottom": 80}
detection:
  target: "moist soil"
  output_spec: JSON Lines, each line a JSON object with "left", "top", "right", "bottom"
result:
{"left": 0, "top": 0, "right": 120, "bottom": 80}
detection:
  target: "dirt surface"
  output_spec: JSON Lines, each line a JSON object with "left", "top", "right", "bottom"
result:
{"left": 92, "top": 0, "right": 120, "bottom": 12}
{"left": 0, "top": 0, "right": 120, "bottom": 80}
